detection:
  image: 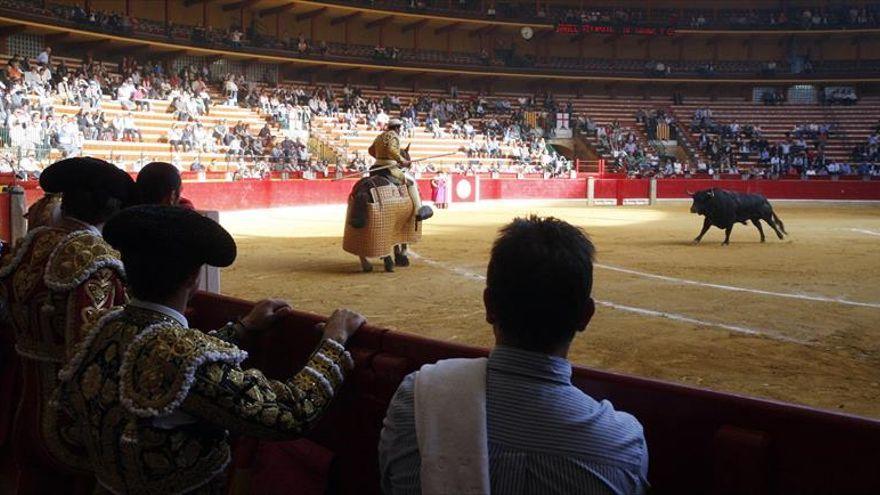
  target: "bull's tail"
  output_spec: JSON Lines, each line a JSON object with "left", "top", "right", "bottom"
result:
{"left": 772, "top": 211, "right": 787, "bottom": 235}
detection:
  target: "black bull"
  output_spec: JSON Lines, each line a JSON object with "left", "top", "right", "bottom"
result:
{"left": 690, "top": 188, "right": 787, "bottom": 245}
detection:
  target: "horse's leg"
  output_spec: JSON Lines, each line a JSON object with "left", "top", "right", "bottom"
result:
{"left": 383, "top": 256, "right": 395, "bottom": 272}
{"left": 394, "top": 244, "right": 410, "bottom": 267}
{"left": 359, "top": 256, "right": 373, "bottom": 273}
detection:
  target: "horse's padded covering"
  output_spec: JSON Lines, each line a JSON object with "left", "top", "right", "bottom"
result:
{"left": 343, "top": 185, "right": 422, "bottom": 258}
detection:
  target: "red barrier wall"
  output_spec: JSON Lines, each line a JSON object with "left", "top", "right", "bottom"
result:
{"left": 478, "top": 178, "right": 587, "bottom": 200}
{"left": 656, "top": 178, "right": 880, "bottom": 200}
{"left": 594, "top": 177, "right": 619, "bottom": 199}
{"left": 180, "top": 179, "right": 436, "bottom": 211}
{"left": 6, "top": 176, "right": 880, "bottom": 213}
{"left": 616, "top": 178, "right": 652, "bottom": 202}
{"left": 183, "top": 179, "right": 353, "bottom": 211}
{"left": 0, "top": 191, "right": 10, "bottom": 242}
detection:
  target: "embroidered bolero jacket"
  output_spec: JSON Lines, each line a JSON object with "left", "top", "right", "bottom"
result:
{"left": 59, "top": 306, "right": 354, "bottom": 495}
{"left": 0, "top": 226, "right": 126, "bottom": 471}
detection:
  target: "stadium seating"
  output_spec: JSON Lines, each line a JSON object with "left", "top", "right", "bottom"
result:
{"left": 671, "top": 98, "right": 880, "bottom": 168}
{"left": 4, "top": 1, "right": 880, "bottom": 79}
{"left": 3, "top": 45, "right": 879, "bottom": 177}
{"left": 0, "top": 53, "right": 278, "bottom": 172}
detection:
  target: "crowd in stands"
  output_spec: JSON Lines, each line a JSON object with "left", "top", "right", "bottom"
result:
{"left": 4, "top": 0, "right": 880, "bottom": 79}
{"left": 573, "top": 108, "right": 684, "bottom": 177}
{"left": 686, "top": 108, "right": 876, "bottom": 176}
{"left": 372, "top": 45, "right": 401, "bottom": 62}
{"left": 0, "top": 43, "right": 576, "bottom": 177}
{"left": 823, "top": 87, "right": 859, "bottom": 105}
{"left": 850, "top": 123, "right": 880, "bottom": 175}
{"left": 557, "top": 5, "right": 880, "bottom": 30}
{"left": 575, "top": 116, "right": 657, "bottom": 175}
{"left": 253, "top": 83, "right": 576, "bottom": 175}
{"left": 1, "top": 36, "right": 877, "bottom": 180}
{"left": 761, "top": 90, "right": 786, "bottom": 106}
{"left": 0, "top": 46, "right": 331, "bottom": 177}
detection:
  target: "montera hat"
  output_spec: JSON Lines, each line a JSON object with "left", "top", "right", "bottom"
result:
{"left": 103, "top": 205, "right": 236, "bottom": 268}
{"left": 40, "top": 157, "right": 136, "bottom": 205}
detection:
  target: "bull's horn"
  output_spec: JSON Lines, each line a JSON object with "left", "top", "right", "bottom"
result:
{"left": 686, "top": 190, "right": 695, "bottom": 196}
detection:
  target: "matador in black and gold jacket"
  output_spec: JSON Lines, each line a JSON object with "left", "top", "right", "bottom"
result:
{"left": 58, "top": 205, "right": 366, "bottom": 495}
{"left": 0, "top": 158, "right": 135, "bottom": 492}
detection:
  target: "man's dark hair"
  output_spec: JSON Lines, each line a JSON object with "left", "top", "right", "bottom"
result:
{"left": 136, "top": 162, "right": 181, "bottom": 205}
{"left": 486, "top": 215, "right": 595, "bottom": 353}
{"left": 121, "top": 253, "right": 200, "bottom": 301}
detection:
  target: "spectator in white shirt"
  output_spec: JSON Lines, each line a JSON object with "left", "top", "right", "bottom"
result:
{"left": 117, "top": 79, "right": 135, "bottom": 110}
{"left": 194, "top": 123, "right": 212, "bottom": 152}
{"left": 167, "top": 124, "right": 182, "bottom": 152}
{"left": 56, "top": 117, "right": 82, "bottom": 157}
{"left": 122, "top": 112, "right": 142, "bottom": 142}
{"left": 226, "top": 136, "right": 242, "bottom": 160}
{"left": 111, "top": 114, "right": 125, "bottom": 141}
{"left": 463, "top": 122, "right": 475, "bottom": 139}
{"left": 224, "top": 77, "right": 238, "bottom": 105}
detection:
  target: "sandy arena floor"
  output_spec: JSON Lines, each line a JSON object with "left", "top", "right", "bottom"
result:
{"left": 219, "top": 200, "right": 880, "bottom": 419}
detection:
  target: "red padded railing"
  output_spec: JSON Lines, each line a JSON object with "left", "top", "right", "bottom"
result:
{"left": 187, "top": 292, "right": 880, "bottom": 495}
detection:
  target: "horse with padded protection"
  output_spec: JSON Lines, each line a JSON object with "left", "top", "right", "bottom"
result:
{"left": 343, "top": 145, "right": 422, "bottom": 272}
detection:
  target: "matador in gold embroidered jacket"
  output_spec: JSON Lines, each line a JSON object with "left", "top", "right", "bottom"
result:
{"left": 59, "top": 304, "right": 354, "bottom": 495}
{"left": 0, "top": 222, "right": 127, "bottom": 474}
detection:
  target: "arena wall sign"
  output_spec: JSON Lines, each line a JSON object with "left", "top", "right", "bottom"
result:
{"left": 555, "top": 23, "right": 676, "bottom": 36}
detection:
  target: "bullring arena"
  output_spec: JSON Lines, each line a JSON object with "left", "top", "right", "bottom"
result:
{"left": 221, "top": 199, "right": 880, "bottom": 418}
{"left": 3, "top": 0, "right": 880, "bottom": 492}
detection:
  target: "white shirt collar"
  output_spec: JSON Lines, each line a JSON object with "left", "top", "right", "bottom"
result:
{"left": 128, "top": 299, "right": 189, "bottom": 328}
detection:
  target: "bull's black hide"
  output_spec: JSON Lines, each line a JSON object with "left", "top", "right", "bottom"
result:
{"left": 689, "top": 188, "right": 787, "bottom": 245}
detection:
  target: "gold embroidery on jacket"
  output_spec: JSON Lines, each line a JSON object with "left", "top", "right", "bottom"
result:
{"left": 45, "top": 231, "right": 122, "bottom": 289}
{"left": 80, "top": 268, "right": 117, "bottom": 327}
{"left": 60, "top": 308, "right": 354, "bottom": 495}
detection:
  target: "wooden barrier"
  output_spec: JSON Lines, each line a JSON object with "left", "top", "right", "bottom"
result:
{"left": 0, "top": 188, "right": 11, "bottom": 243}
{"left": 187, "top": 292, "right": 880, "bottom": 495}
{"left": 198, "top": 211, "right": 221, "bottom": 294}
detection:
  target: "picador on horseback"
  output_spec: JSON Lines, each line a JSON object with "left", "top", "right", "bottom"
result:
{"left": 342, "top": 118, "right": 432, "bottom": 273}
{"left": 368, "top": 118, "right": 434, "bottom": 222}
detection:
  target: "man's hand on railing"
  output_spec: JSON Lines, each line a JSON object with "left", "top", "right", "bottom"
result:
{"left": 319, "top": 309, "right": 367, "bottom": 345}
{"left": 239, "top": 298, "right": 294, "bottom": 335}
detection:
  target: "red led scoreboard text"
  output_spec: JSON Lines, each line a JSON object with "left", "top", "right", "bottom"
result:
{"left": 556, "top": 23, "right": 676, "bottom": 36}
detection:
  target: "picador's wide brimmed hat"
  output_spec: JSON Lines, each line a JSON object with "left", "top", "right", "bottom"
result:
{"left": 104, "top": 205, "right": 236, "bottom": 268}
{"left": 387, "top": 118, "right": 403, "bottom": 127}
{"left": 40, "top": 157, "right": 136, "bottom": 205}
